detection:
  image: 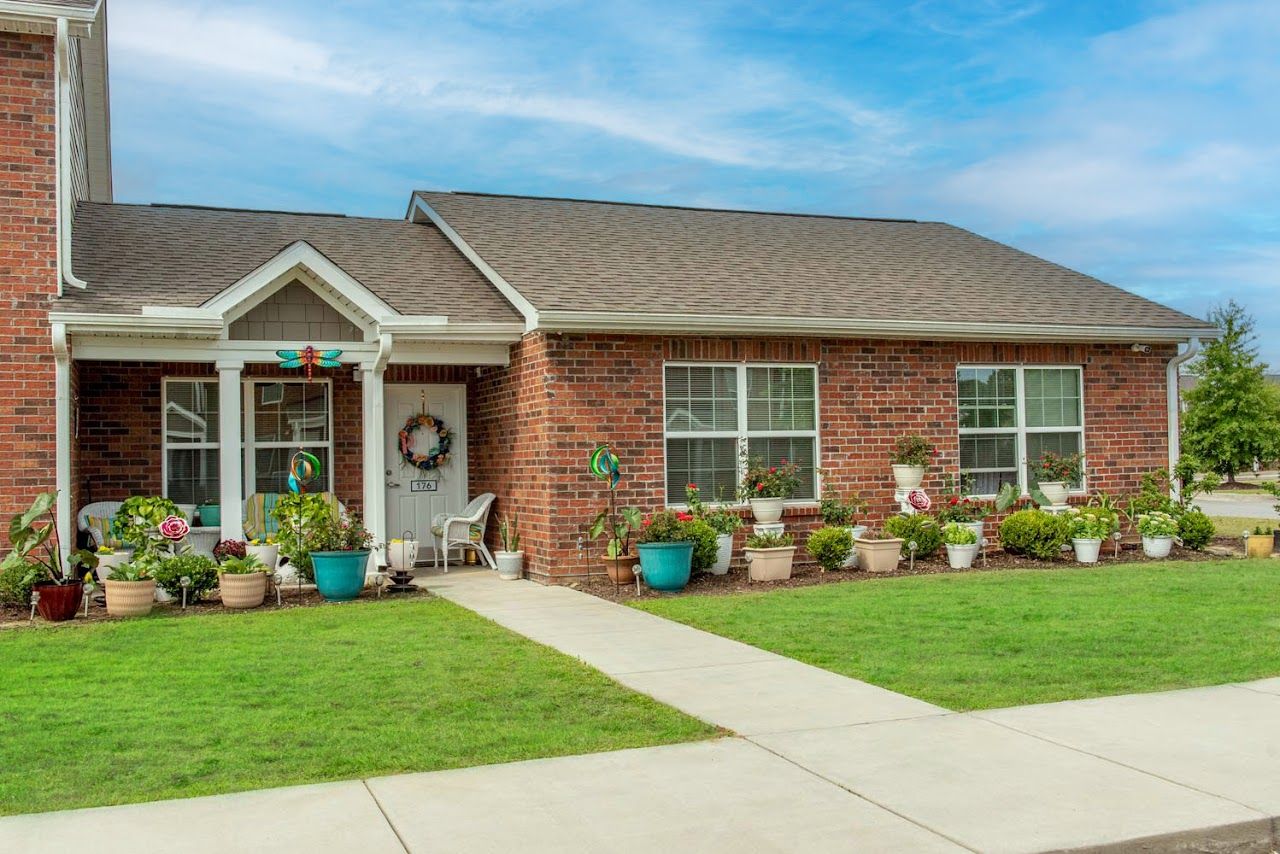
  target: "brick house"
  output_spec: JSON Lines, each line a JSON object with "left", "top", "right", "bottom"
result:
{"left": 3, "top": 2, "right": 1217, "bottom": 582}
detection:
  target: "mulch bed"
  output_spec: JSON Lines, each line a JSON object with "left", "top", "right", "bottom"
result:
{"left": 575, "top": 539, "right": 1242, "bottom": 603}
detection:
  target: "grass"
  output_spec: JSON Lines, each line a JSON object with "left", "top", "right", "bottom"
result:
{"left": 1209, "top": 515, "right": 1278, "bottom": 537}
{"left": 0, "top": 597, "right": 714, "bottom": 816}
{"left": 635, "top": 559, "right": 1280, "bottom": 712}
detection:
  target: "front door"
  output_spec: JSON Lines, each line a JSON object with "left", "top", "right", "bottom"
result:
{"left": 384, "top": 384, "right": 468, "bottom": 553}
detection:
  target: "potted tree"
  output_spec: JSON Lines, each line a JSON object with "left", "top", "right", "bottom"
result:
{"left": 745, "top": 531, "right": 797, "bottom": 580}
{"left": 2, "top": 491, "right": 95, "bottom": 622}
{"left": 1067, "top": 509, "right": 1109, "bottom": 564}
{"left": 805, "top": 527, "right": 853, "bottom": 574}
{"left": 590, "top": 502, "right": 643, "bottom": 584}
{"left": 309, "top": 512, "right": 374, "bottom": 602}
{"left": 1137, "top": 511, "right": 1178, "bottom": 558}
{"left": 942, "top": 522, "right": 979, "bottom": 569}
{"left": 854, "top": 530, "right": 905, "bottom": 573}
{"left": 635, "top": 510, "right": 717, "bottom": 591}
{"left": 1031, "top": 452, "right": 1083, "bottom": 506}
{"left": 891, "top": 435, "right": 935, "bottom": 490}
{"left": 685, "top": 484, "right": 743, "bottom": 575}
{"left": 818, "top": 475, "right": 866, "bottom": 568}
{"left": 495, "top": 514, "right": 523, "bottom": 580}
{"left": 738, "top": 456, "right": 800, "bottom": 523}
{"left": 218, "top": 553, "right": 270, "bottom": 608}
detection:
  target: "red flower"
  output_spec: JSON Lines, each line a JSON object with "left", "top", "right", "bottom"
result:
{"left": 676, "top": 512, "right": 694, "bottom": 523}
{"left": 687, "top": 483, "right": 697, "bottom": 490}
{"left": 641, "top": 518, "right": 652, "bottom": 527}
{"left": 768, "top": 467, "right": 777, "bottom": 474}
{"left": 949, "top": 496, "right": 958, "bottom": 505}
{"left": 756, "top": 482, "right": 765, "bottom": 491}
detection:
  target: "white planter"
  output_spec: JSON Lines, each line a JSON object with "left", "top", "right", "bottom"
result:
{"left": 1142, "top": 535, "right": 1174, "bottom": 559}
{"left": 495, "top": 551, "right": 523, "bottom": 580}
{"left": 843, "top": 525, "right": 868, "bottom": 568}
{"left": 710, "top": 533, "right": 733, "bottom": 575}
{"left": 945, "top": 542, "right": 979, "bottom": 569}
{"left": 891, "top": 464, "right": 925, "bottom": 490}
{"left": 964, "top": 521, "right": 985, "bottom": 545}
{"left": 1072, "top": 537, "right": 1102, "bottom": 564}
{"left": 94, "top": 551, "right": 130, "bottom": 581}
{"left": 749, "top": 497, "right": 785, "bottom": 523}
{"left": 1039, "top": 481, "right": 1070, "bottom": 505}
{"left": 246, "top": 543, "right": 279, "bottom": 572}
{"left": 387, "top": 540, "right": 419, "bottom": 571}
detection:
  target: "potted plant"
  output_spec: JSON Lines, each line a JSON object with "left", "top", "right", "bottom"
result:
{"left": 94, "top": 543, "right": 130, "bottom": 580}
{"left": 2, "top": 491, "right": 95, "bottom": 622}
{"left": 635, "top": 510, "right": 715, "bottom": 591}
{"left": 942, "top": 522, "right": 979, "bottom": 569}
{"left": 114, "top": 496, "right": 186, "bottom": 553}
{"left": 1067, "top": 508, "right": 1109, "bottom": 564}
{"left": 818, "top": 474, "right": 867, "bottom": 568}
{"left": 218, "top": 554, "right": 269, "bottom": 608}
{"left": 196, "top": 498, "right": 221, "bottom": 529}
{"left": 805, "top": 527, "right": 853, "bottom": 574}
{"left": 309, "top": 512, "right": 374, "bottom": 602}
{"left": 743, "top": 530, "right": 795, "bottom": 580}
{"left": 244, "top": 537, "right": 279, "bottom": 572}
{"left": 854, "top": 531, "right": 904, "bottom": 573}
{"left": 738, "top": 455, "right": 800, "bottom": 523}
{"left": 213, "top": 538, "right": 246, "bottom": 563}
{"left": 272, "top": 492, "right": 337, "bottom": 584}
{"left": 891, "top": 435, "right": 935, "bottom": 490}
{"left": 1031, "top": 452, "right": 1083, "bottom": 506}
{"left": 104, "top": 557, "right": 158, "bottom": 617}
{"left": 154, "top": 553, "right": 219, "bottom": 604}
{"left": 387, "top": 536, "right": 420, "bottom": 573}
{"left": 686, "top": 484, "right": 743, "bottom": 575}
{"left": 589, "top": 501, "right": 643, "bottom": 584}
{"left": 1136, "top": 511, "right": 1178, "bottom": 559}
{"left": 1246, "top": 525, "right": 1275, "bottom": 559}
{"left": 495, "top": 514, "right": 523, "bottom": 580}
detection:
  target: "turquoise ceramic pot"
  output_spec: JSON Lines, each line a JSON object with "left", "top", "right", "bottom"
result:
{"left": 197, "top": 504, "right": 221, "bottom": 528}
{"left": 637, "top": 542, "right": 693, "bottom": 591}
{"left": 311, "top": 550, "right": 370, "bottom": 601}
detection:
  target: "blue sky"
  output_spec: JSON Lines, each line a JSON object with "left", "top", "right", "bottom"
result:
{"left": 107, "top": 0, "right": 1280, "bottom": 365}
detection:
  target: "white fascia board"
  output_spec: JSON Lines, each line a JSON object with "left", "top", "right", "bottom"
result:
{"left": 49, "top": 311, "right": 223, "bottom": 337}
{"left": 408, "top": 195, "right": 540, "bottom": 333}
{"left": 535, "top": 310, "right": 1221, "bottom": 344}
{"left": 388, "top": 341, "right": 511, "bottom": 367}
{"left": 380, "top": 319, "right": 524, "bottom": 343}
{"left": 71, "top": 337, "right": 377, "bottom": 363}
{"left": 0, "top": 1, "right": 100, "bottom": 21}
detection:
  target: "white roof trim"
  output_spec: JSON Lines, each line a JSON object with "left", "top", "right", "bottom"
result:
{"left": 410, "top": 195, "right": 539, "bottom": 333}
{"left": 49, "top": 311, "right": 223, "bottom": 337}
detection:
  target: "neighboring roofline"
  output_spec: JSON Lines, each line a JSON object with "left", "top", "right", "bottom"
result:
{"left": 408, "top": 195, "right": 540, "bottom": 332}
{"left": 0, "top": 1, "right": 100, "bottom": 28}
{"left": 535, "top": 310, "right": 1221, "bottom": 343}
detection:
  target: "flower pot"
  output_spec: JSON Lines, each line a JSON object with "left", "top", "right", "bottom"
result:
{"left": 748, "top": 497, "right": 785, "bottom": 523}
{"left": 745, "top": 546, "right": 795, "bottom": 581}
{"left": 842, "top": 525, "right": 868, "bottom": 568}
{"left": 104, "top": 578, "right": 156, "bottom": 618}
{"left": 601, "top": 554, "right": 638, "bottom": 584}
{"left": 945, "top": 542, "right": 979, "bottom": 570}
{"left": 855, "top": 537, "right": 903, "bottom": 573}
{"left": 387, "top": 540, "right": 419, "bottom": 571}
{"left": 33, "top": 581, "right": 83, "bottom": 622}
{"left": 219, "top": 572, "right": 268, "bottom": 609}
{"left": 1038, "top": 481, "right": 1070, "bottom": 505}
{"left": 1245, "top": 534, "right": 1274, "bottom": 559}
{"left": 311, "top": 550, "right": 370, "bottom": 601}
{"left": 891, "top": 464, "right": 925, "bottom": 490}
{"left": 964, "top": 521, "right": 985, "bottom": 545}
{"left": 246, "top": 543, "right": 279, "bottom": 572}
{"left": 637, "top": 542, "right": 693, "bottom": 591}
{"left": 196, "top": 503, "right": 221, "bottom": 528}
{"left": 1141, "top": 535, "right": 1174, "bottom": 559}
{"left": 495, "top": 550, "right": 524, "bottom": 580}
{"left": 1072, "top": 537, "right": 1102, "bottom": 564}
{"left": 93, "top": 551, "right": 130, "bottom": 581}
{"left": 710, "top": 533, "right": 734, "bottom": 575}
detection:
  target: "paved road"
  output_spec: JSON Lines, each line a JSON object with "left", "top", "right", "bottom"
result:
{"left": 1194, "top": 492, "right": 1279, "bottom": 519}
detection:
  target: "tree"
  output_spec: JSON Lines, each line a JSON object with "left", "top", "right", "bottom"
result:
{"left": 1181, "top": 301, "right": 1280, "bottom": 483}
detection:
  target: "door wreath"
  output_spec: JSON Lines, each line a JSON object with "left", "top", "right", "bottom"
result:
{"left": 399, "top": 414, "right": 452, "bottom": 471}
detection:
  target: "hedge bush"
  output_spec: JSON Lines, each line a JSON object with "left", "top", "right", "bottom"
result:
{"left": 999, "top": 509, "right": 1071, "bottom": 560}
{"left": 153, "top": 553, "right": 219, "bottom": 602}
{"left": 806, "top": 526, "right": 854, "bottom": 572}
{"left": 883, "top": 513, "right": 943, "bottom": 558}
{"left": 0, "top": 560, "right": 33, "bottom": 607}
{"left": 1176, "top": 509, "right": 1214, "bottom": 550}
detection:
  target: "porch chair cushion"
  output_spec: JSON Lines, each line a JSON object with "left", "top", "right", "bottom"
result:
{"left": 429, "top": 522, "right": 483, "bottom": 541}
{"left": 77, "top": 501, "right": 124, "bottom": 548}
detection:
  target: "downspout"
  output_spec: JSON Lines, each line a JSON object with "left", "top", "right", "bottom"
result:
{"left": 54, "top": 17, "right": 87, "bottom": 291}
{"left": 52, "top": 322, "right": 73, "bottom": 563}
{"left": 1166, "top": 337, "right": 1201, "bottom": 500}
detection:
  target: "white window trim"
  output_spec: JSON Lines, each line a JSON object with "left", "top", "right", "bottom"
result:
{"left": 957, "top": 364, "right": 1087, "bottom": 499}
{"left": 161, "top": 377, "right": 221, "bottom": 504}
{"left": 663, "top": 361, "right": 821, "bottom": 506}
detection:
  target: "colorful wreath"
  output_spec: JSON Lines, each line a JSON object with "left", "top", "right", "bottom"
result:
{"left": 399, "top": 413, "right": 452, "bottom": 471}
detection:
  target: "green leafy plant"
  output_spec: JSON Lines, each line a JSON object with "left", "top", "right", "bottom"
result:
{"left": 218, "top": 554, "right": 267, "bottom": 575}
{"left": 589, "top": 505, "right": 643, "bottom": 558}
{"left": 636, "top": 511, "right": 719, "bottom": 571}
{"left": 999, "top": 509, "right": 1071, "bottom": 560}
{"left": 1066, "top": 509, "right": 1112, "bottom": 541}
{"left": 272, "top": 493, "right": 340, "bottom": 583}
{"left": 745, "top": 531, "right": 794, "bottom": 549}
{"left": 0, "top": 559, "right": 34, "bottom": 606}
{"left": 1177, "top": 510, "right": 1214, "bottom": 550}
{"left": 883, "top": 513, "right": 943, "bottom": 558}
{"left": 310, "top": 512, "right": 374, "bottom": 553}
{"left": 685, "top": 484, "right": 744, "bottom": 536}
{"left": 816, "top": 472, "right": 865, "bottom": 527}
{"left": 1, "top": 491, "right": 96, "bottom": 589}
{"left": 108, "top": 556, "right": 156, "bottom": 582}
{"left": 498, "top": 514, "right": 521, "bottom": 552}
{"left": 114, "top": 496, "right": 184, "bottom": 553}
{"left": 1031, "top": 452, "right": 1083, "bottom": 484}
{"left": 153, "top": 553, "right": 219, "bottom": 601}
{"left": 1252, "top": 525, "right": 1274, "bottom": 535}
{"left": 942, "top": 522, "right": 978, "bottom": 546}
{"left": 891, "top": 435, "right": 936, "bottom": 468}
{"left": 1137, "top": 512, "right": 1179, "bottom": 538}
{"left": 805, "top": 526, "right": 853, "bottom": 572}
{"left": 738, "top": 455, "right": 801, "bottom": 500}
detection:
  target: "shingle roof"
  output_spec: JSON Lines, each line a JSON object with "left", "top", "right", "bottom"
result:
{"left": 58, "top": 202, "right": 523, "bottom": 323}
{"left": 415, "top": 191, "right": 1210, "bottom": 331}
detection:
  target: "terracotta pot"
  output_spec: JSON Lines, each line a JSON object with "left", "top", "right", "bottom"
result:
{"left": 104, "top": 578, "right": 156, "bottom": 618}
{"left": 855, "top": 537, "right": 903, "bottom": 573}
{"left": 891, "top": 464, "right": 925, "bottom": 490}
{"left": 34, "top": 581, "right": 83, "bottom": 622}
{"left": 1039, "top": 481, "right": 1070, "bottom": 506}
{"left": 749, "top": 497, "right": 785, "bottom": 523}
{"left": 219, "top": 572, "right": 268, "bottom": 609}
{"left": 1245, "top": 534, "right": 1273, "bottom": 559}
{"left": 745, "top": 546, "right": 795, "bottom": 581}
{"left": 601, "top": 554, "right": 638, "bottom": 584}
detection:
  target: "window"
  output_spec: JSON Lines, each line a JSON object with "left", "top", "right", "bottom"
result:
{"left": 664, "top": 363, "right": 818, "bottom": 504}
{"left": 244, "top": 380, "right": 333, "bottom": 494}
{"left": 163, "top": 380, "right": 220, "bottom": 505}
{"left": 957, "top": 366, "right": 1085, "bottom": 496}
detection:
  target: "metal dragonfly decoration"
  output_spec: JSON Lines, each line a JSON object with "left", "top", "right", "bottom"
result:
{"left": 275, "top": 346, "right": 343, "bottom": 381}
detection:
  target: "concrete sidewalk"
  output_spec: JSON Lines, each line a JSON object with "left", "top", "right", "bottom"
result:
{"left": 3, "top": 570, "right": 1278, "bottom": 853}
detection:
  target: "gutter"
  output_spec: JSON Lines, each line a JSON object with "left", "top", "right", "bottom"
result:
{"left": 54, "top": 17, "right": 87, "bottom": 290}
{"left": 1166, "top": 337, "right": 1201, "bottom": 500}
{"left": 51, "top": 322, "right": 73, "bottom": 562}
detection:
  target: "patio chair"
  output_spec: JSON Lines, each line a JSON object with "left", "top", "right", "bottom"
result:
{"left": 77, "top": 501, "right": 124, "bottom": 549}
{"left": 431, "top": 493, "right": 496, "bottom": 571}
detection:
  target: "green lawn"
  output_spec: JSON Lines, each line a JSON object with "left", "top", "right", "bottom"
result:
{"left": 635, "top": 559, "right": 1280, "bottom": 712}
{"left": 0, "top": 597, "right": 714, "bottom": 815}
{"left": 1209, "top": 515, "right": 1277, "bottom": 537}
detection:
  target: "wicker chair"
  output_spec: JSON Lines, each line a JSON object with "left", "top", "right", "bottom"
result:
{"left": 430, "top": 493, "right": 496, "bottom": 571}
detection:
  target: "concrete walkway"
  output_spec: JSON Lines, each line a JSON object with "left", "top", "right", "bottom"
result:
{"left": 3, "top": 570, "right": 1278, "bottom": 853}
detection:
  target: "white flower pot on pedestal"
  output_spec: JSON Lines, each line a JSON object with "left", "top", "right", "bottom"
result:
{"left": 710, "top": 533, "right": 733, "bottom": 575}
{"left": 1072, "top": 538, "right": 1102, "bottom": 564}
{"left": 945, "top": 542, "right": 979, "bottom": 569}
{"left": 891, "top": 465, "right": 925, "bottom": 490}
{"left": 749, "top": 497, "right": 785, "bottom": 523}
{"left": 495, "top": 551, "right": 523, "bottom": 580}
{"left": 1039, "top": 482, "right": 1070, "bottom": 506}
{"left": 1142, "top": 536, "right": 1173, "bottom": 559}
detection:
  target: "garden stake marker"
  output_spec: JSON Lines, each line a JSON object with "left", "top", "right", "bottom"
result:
{"left": 28, "top": 590, "right": 37, "bottom": 624}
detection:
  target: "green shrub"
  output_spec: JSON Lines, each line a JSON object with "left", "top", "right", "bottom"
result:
{"left": 1177, "top": 510, "right": 1214, "bottom": 550}
{"left": 637, "top": 511, "right": 719, "bottom": 572}
{"left": 685, "top": 519, "right": 720, "bottom": 572}
{"left": 806, "top": 527, "right": 853, "bottom": 572}
{"left": 999, "top": 509, "right": 1071, "bottom": 560}
{"left": 883, "top": 513, "right": 943, "bottom": 558}
{"left": 153, "top": 554, "right": 219, "bottom": 602}
{"left": 745, "top": 531, "right": 793, "bottom": 549}
{"left": 0, "top": 559, "right": 34, "bottom": 606}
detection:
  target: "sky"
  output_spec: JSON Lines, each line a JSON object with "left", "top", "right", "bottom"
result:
{"left": 106, "top": 0, "right": 1280, "bottom": 366}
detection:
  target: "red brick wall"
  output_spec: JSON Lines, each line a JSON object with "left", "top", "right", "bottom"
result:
{"left": 0, "top": 33, "right": 57, "bottom": 522}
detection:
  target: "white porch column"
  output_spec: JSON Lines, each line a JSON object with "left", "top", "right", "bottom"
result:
{"left": 361, "top": 361, "right": 387, "bottom": 564}
{"left": 52, "top": 323, "right": 72, "bottom": 563}
{"left": 216, "top": 360, "right": 244, "bottom": 541}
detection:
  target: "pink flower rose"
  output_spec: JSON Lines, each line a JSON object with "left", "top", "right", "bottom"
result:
{"left": 907, "top": 489, "right": 932, "bottom": 512}
{"left": 159, "top": 515, "right": 189, "bottom": 541}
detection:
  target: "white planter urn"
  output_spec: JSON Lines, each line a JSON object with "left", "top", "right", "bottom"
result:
{"left": 710, "top": 533, "right": 734, "bottom": 575}
{"left": 1142, "top": 536, "right": 1174, "bottom": 559}
{"left": 246, "top": 543, "right": 279, "bottom": 572}
{"left": 964, "top": 521, "right": 985, "bottom": 545}
{"left": 1039, "top": 481, "right": 1070, "bottom": 505}
{"left": 945, "top": 542, "right": 979, "bottom": 569}
{"left": 94, "top": 550, "right": 130, "bottom": 581}
{"left": 1072, "top": 537, "right": 1102, "bottom": 564}
{"left": 495, "top": 551, "right": 523, "bottom": 580}
{"left": 749, "top": 497, "right": 785, "bottom": 524}
{"left": 387, "top": 539, "right": 419, "bottom": 571}
{"left": 843, "top": 525, "right": 868, "bottom": 568}
{"left": 891, "top": 465, "right": 925, "bottom": 490}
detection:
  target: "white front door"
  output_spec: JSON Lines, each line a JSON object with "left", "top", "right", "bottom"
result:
{"left": 384, "top": 384, "right": 468, "bottom": 553}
